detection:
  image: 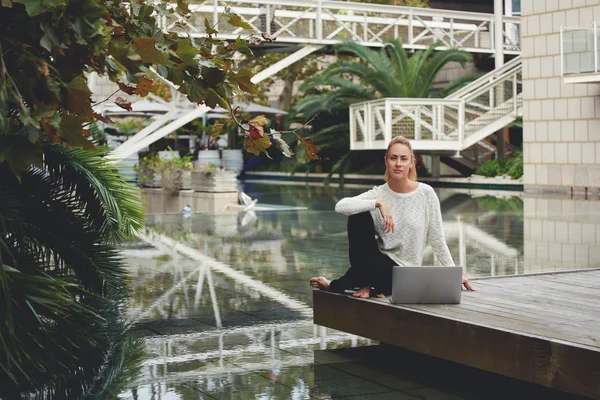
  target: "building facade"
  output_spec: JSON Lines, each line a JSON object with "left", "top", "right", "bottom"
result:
{"left": 522, "top": 0, "right": 600, "bottom": 194}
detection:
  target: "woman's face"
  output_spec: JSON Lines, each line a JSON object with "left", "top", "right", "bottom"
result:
{"left": 385, "top": 143, "right": 413, "bottom": 180}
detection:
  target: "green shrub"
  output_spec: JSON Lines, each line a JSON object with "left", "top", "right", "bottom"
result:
{"left": 474, "top": 149, "right": 523, "bottom": 179}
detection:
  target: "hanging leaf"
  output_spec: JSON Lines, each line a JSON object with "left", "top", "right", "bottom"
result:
{"left": 204, "top": 17, "right": 218, "bottom": 35}
{"left": 117, "top": 81, "right": 137, "bottom": 95}
{"left": 115, "top": 97, "right": 133, "bottom": 111}
{"left": 176, "top": 39, "right": 200, "bottom": 66}
{"left": 226, "top": 13, "right": 253, "bottom": 30}
{"left": 176, "top": 0, "right": 190, "bottom": 14}
{"left": 135, "top": 76, "right": 153, "bottom": 96}
{"left": 233, "top": 68, "right": 257, "bottom": 95}
{"left": 66, "top": 75, "right": 93, "bottom": 118}
{"left": 93, "top": 112, "right": 114, "bottom": 125}
{"left": 13, "top": 0, "right": 64, "bottom": 16}
{"left": 211, "top": 123, "right": 224, "bottom": 138}
{"left": 248, "top": 115, "right": 268, "bottom": 126}
{"left": 236, "top": 37, "right": 253, "bottom": 57}
{"left": 300, "top": 137, "right": 320, "bottom": 160}
{"left": 248, "top": 124, "right": 263, "bottom": 139}
{"left": 133, "top": 37, "right": 172, "bottom": 65}
{"left": 0, "top": 136, "right": 43, "bottom": 176}
{"left": 41, "top": 119, "right": 61, "bottom": 143}
{"left": 245, "top": 134, "right": 272, "bottom": 158}
{"left": 59, "top": 114, "right": 96, "bottom": 150}
{"left": 271, "top": 130, "right": 294, "bottom": 158}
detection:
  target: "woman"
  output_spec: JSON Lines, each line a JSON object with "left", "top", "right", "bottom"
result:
{"left": 310, "top": 136, "right": 475, "bottom": 298}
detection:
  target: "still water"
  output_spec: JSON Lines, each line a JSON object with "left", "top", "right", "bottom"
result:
{"left": 118, "top": 182, "right": 598, "bottom": 400}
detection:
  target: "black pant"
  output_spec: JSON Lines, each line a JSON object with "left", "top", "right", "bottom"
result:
{"left": 330, "top": 212, "right": 396, "bottom": 295}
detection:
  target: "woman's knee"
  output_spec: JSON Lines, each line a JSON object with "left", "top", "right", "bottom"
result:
{"left": 348, "top": 211, "right": 374, "bottom": 232}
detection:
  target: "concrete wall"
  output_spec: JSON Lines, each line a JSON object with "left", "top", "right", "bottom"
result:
{"left": 522, "top": 0, "right": 600, "bottom": 194}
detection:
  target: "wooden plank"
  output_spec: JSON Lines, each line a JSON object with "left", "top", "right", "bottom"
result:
{"left": 313, "top": 271, "right": 600, "bottom": 399}
{"left": 471, "top": 280, "right": 600, "bottom": 312}
{"left": 461, "top": 294, "right": 600, "bottom": 327}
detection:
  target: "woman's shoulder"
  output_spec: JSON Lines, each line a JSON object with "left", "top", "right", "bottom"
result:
{"left": 415, "top": 182, "right": 437, "bottom": 198}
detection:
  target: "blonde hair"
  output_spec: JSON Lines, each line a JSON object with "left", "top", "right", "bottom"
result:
{"left": 384, "top": 136, "right": 417, "bottom": 182}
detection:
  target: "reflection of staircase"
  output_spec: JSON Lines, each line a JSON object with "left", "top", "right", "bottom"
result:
{"left": 349, "top": 57, "right": 522, "bottom": 175}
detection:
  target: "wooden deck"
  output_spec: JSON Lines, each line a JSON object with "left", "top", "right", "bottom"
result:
{"left": 313, "top": 269, "right": 600, "bottom": 399}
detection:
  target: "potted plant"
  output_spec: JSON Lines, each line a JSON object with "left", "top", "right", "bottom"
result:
{"left": 191, "top": 163, "right": 238, "bottom": 192}
{"left": 135, "top": 154, "right": 162, "bottom": 188}
{"left": 161, "top": 152, "right": 193, "bottom": 195}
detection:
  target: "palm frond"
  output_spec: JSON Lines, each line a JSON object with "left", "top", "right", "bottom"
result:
{"left": 43, "top": 143, "right": 145, "bottom": 243}
{"left": 336, "top": 41, "right": 391, "bottom": 72}
{"left": 418, "top": 49, "right": 473, "bottom": 97}
{"left": 383, "top": 39, "right": 410, "bottom": 89}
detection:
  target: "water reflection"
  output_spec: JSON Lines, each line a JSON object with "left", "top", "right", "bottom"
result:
{"left": 120, "top": 184, "right": 600, "bottom": 399}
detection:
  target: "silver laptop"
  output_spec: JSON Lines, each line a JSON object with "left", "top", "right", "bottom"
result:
{"left": 391, "top": 266, "right": 463, "bottom": 304}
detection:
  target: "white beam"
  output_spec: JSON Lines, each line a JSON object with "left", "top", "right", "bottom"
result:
{"left": 108, "top": 106, "right": 210, "bottom": 162}
{"left": 251, "top": 44, "right": 324, "bottom": 84}
{"left": 111, "top": 111, "right": 178, "bottom": 157}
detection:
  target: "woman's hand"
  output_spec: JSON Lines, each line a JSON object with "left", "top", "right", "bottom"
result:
{"left": 462, "top": 277, "right": 476, "bottom": 291}
{"left": 376, "top": 201, "right": 394, "bottom": 233}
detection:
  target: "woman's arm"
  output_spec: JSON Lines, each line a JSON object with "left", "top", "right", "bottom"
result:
{"left": 425, "top": 189, "right": 476, "bottom": 291}
{"left": 334, "top": 187, "right": 379, "bottom": 216}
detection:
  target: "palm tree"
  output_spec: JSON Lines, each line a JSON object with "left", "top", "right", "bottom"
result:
{"left": 0, "top": 143, "right": 145, "bottom": 397}
{"left": 293, "top": 39, "right": 477, "bottom": 178}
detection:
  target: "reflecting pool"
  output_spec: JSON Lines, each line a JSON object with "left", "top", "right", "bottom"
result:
{"left": 119, "top": 182, "right": 599, "bottom": 399}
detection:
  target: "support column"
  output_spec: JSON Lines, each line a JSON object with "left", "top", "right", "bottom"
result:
{"left": 494, "top": 0, "right": 505, "bottom": 160}
{"left": 494, "top": 0, "right": 504, "bottom": 70}
{"left": 431, "top": 154, "right": 441, "bottom": 178}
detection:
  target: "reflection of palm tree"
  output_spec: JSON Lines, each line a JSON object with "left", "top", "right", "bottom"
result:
{"left": 293, "top": 39, "right": 474, "bottom": 177}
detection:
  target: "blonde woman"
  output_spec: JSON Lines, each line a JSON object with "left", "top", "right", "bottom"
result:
{"left": 310, "top": 136, "right": 475, "bottom": 298}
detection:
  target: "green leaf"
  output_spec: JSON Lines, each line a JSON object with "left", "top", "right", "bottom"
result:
{"left": 66, "top": 76, "right": 93, "bottom": 118}
{"left": 176, "top": 39, "right": 199, "bottom": 66}
{"left": 0, "top": 136, "right": 43, "bottom": 175}
{"left": 133, "top": 38, "right": 172, "bottom": 66}
{"left": 205, "top": 88, "right": 228, "bottom": 109}
{"left": 13, "top": 0, "right": 65, "bottom": 16}
{"left": 40, "top": 22, "right": 62, "bottom": 52}
{"left": 204, "top": 17, "right": 218, "bottom": 35}
{"left": 233, "top": 68, "right": 257, "bottom": 95}
{"left": 176, "top": 0, "right": 190, "bottom": 14}
{"left": 187, "top": 80, "right": 206, "bottom": 104}
{"left": 235, "top": 37, "right": 253, "bottom": 57}
{"left": 226, "top": 13, "right": 253, "bottom": 30}
{"left": 244, "top": 134, "right": 272, "bottom": 158}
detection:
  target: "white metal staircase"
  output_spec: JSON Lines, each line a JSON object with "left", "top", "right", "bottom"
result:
{"left": 349, "top": 56, "right": 522, "bottom": 159}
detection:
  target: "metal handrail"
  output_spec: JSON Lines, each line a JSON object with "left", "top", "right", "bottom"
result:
{"left": 161, "top": 0, "right": 521, "bottom": 54}
{"left": 349, "top": 61, "right": 522, "bottom": 151}
{"left": 449, "top": 56, "right": 522, "bottom": 99}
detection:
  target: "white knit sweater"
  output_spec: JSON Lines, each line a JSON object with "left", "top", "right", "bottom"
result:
{"left": 335, "top": 182, "right": 455, "bottom": 267}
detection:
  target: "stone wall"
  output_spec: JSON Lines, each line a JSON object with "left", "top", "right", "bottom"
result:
{"left": 522, "top": 0, "right": 600, "bottom": 193}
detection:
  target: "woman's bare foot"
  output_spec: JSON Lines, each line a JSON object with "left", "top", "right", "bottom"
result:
{"left": 352, "top": 286, "right": 371, "bottom": 298}
{"left": 309, "top": 277, "right": 331, "bottom": 290}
